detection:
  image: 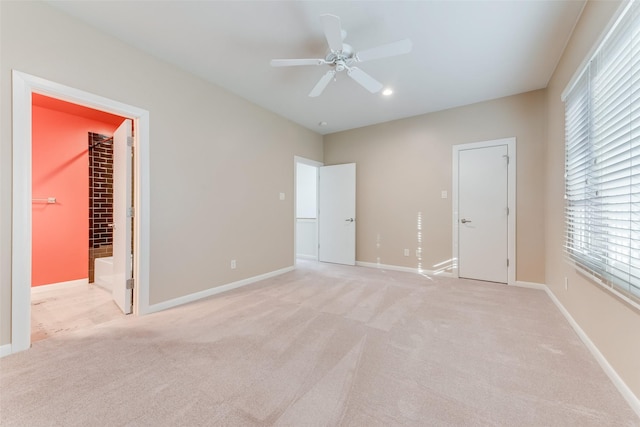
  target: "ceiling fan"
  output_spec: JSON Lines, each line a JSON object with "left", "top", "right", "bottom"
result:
{"left": 270, "top": 14, "right": 412, "bottom": 97}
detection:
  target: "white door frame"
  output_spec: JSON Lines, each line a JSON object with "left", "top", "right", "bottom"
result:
{"left": 293, "top": 156, "right": 323, "bottom": 266}
{"left": 11, "top": 70, "right": 151, "bottom": 354}
{"left": 452, "top": 137, "right": 516, "bottom": 285}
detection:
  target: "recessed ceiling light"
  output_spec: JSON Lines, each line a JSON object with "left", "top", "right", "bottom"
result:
{"left": 318, "top": 121, "right": 328, "bottom": 126}
{"left": 382, "top": 88, "right": 393, "bottom": 96}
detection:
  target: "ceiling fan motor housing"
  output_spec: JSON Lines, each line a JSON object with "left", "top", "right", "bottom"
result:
{"left": 326, "top": 43, "right": 355, "bottom": 71}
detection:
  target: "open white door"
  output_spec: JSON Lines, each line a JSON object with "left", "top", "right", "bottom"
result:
{"left": 112, "top": 119, "right": 133, "bottom": 314}
{"left": 319, "top": 163, "right": 356, "bottom": 265}
{"left": 457, "top": 145, "right": 509, "bottom": 283}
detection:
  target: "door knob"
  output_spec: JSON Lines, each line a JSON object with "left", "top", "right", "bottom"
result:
{"left": 345, "top": 218, "right": 354, "bottom": 222}
{"left": 461, "top": 218, "right": 472, "bottom": 224}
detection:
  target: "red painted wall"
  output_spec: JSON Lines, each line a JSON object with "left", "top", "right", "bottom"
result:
{"left": 32, "top": 104, "right": 123, "bottom": 287}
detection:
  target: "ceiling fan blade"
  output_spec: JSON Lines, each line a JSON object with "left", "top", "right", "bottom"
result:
{"left": 347, "top": 67, "right": 383, "bottom": 93}
{"left": 320, "top": 14, "right": 343, "bottom": 53}
{"left": 355, "top": 39, "right": 413, "bottom": 62}
{"left": 270, "top": 59, "right": 326, "bottom": 67}
{"left": 309, "top": 70, "right": 336, "bottom": 97}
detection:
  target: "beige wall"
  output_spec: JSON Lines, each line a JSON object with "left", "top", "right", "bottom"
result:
{"left": 545, "top": 0, "right": 640, "bottom": 399}
{"left": 0, "top": 2, "right": 323, "bottom": 345}
{"left": 324, "top": 90, "right": 547, "bottom": 283}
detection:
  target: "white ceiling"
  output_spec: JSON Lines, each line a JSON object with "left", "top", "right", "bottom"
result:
{"left": 48, "top": 1, "right": 586, "bottom": 135}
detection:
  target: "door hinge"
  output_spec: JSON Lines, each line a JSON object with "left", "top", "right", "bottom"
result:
{"left": 503, "top": 154, "right": 510, "bottom": 165}
{"left": 126, "top": 278, "right": 134, "bottom": 289}
{"left": 127, "top": 136, "right": 134, "bottom": 147}
{"left": 128, "top": 206, "right": 135, "bottom": 217}
{"left": 507, "top": 207, "right": 510, "bottom": 215}
{"left": 507, "top": 259, "right": 510, "bottom": 267}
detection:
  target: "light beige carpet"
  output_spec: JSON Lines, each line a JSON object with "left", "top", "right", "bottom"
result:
{"left": 1, "top": 261, "right": 638, "bottom": 426}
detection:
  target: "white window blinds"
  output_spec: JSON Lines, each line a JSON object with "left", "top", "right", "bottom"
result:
{"left": 564, "top": 0, "right": 640, "bottom": 304}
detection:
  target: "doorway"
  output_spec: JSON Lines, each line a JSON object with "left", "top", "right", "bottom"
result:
{"left": 30, "top": 96, "right": 128, "bottom": 341}
{"left": 452, "top": 137, "right": 516, "bottom": 285}
{"left": 294, "top": 157, "right": 322, "bottom": 264}
{"left": 11, "top": 70, "right": 151, "bottom": 354}
{"left": 294, "top": 158, "right": 357, "bottom": 267}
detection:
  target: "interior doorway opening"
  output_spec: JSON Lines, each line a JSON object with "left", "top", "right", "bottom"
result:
{"left": 294, "top": 157, "right": 322, "bottom": 265}
{"left": 30, "top": 94, "right": 129, "bottom": 342}
{"left": 11, "top": 70, "right": 151, "bottom": 354}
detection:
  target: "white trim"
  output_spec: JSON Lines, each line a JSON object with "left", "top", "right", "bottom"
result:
{"left": 11, "top": 70, "right": 151, "bottom": 354}
{"left": 561, "top": 0, "right": 633, "bottom": 101}
{"left": 146, "top": 266, "right": 294, "bottom": 314}
{"left": 544, "top": 286, "right": 640, "bottom": 418}
{"left": 31, "top": 279, "right": 89, "bottom": 294}
{"left": 0, "top": 344, "right": 12, "bottom": 358}
{"left": 452, "top": 137, "right": 516, "bottom": 285}
{"left": 294, "top": 156, "right": 324, "bottom": 168}
{"left": 513, "top": 281, "right": 546, "bottom": 291}
{"left": 293, "top": 156, "right": 323, "bottom": 267}
{"left": 356, "top": 261, "right": 454, "bottom": 278}
{"left": 296, "top": 254, "right": 318, "bottom": 261}
{"left": 11, "top": 71, "right": 32, "bottom": 354}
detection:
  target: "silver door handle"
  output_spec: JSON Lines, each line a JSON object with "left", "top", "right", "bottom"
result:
{"left": 461, "top": 219, "right": 471, "bottom": 224}
{"left": 345, "top": 218, "right": 354, "bottom": 222}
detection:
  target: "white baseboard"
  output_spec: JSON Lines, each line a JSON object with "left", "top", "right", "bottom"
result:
{"left": 514, "top": 280, "right": 546, "bottom": 290}
{"left": 356, "top": 261, "right": 454, "bottom": 278}
{"left": 296, "top": 254, "right": 317, "bottom": 261}
{"left": 31, "top": 278, "right": 89, "bottom": 294}
{"left": 146, "top": 266, "right": 295, "bottom": 314}
{"left": 544, "top": 286, "right": 640, "bottom": 418}
{"left": 0, "top": 343, "right": 12, "bottom": 358}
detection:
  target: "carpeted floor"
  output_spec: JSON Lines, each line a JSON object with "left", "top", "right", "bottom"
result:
{"left": 1, "top": 261, "right": 638, "bottom": 426}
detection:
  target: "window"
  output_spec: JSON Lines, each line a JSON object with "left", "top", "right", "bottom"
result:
{"left": 564, "top": 0, "right": 640, "bottom": 305}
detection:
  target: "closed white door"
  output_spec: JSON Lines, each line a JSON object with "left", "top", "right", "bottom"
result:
{"left": 112, "top": 119, "right": 133, "bottom": 314}
{"left": 458, "top": 145, "right": 508, "bottom": 283}
{"left": 319, "top": 163, "right": 356, "bottom": 265}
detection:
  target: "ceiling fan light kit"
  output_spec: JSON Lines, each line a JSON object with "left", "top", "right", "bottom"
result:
{"left": 270, "top": 13, "right": 412, "bottom": 98}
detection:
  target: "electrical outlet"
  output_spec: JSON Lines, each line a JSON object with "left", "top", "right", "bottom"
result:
{"left": 403, "top": 249, "right": 410, "bottom": 257}
{"left": 231, "top": 260, "right": 237, "bottom": 269}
